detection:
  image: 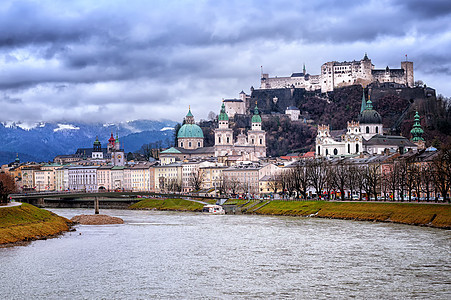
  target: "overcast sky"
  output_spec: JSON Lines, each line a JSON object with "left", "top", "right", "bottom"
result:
{"left": 1, "top": 0, "right": 450, "bottom": 124}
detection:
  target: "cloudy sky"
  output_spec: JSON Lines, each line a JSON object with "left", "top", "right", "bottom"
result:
{"left": 1, "top": 0, "right": 450, "bottom": 124}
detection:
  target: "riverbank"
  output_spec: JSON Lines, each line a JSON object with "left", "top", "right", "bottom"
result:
{"left": 0, "top": 203, "right": 72, "bottom": 246}
{"left": 228, "top": 200, "right": 451, "bottom": 229}
{"left": 129, "top": 198, "right": 209, "bottom": 211}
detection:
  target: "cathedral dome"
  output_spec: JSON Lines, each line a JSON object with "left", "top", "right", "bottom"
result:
{"left": 358, "top": 97, "right": 382, "bottom": 124}
{"left": 359, "top": 110, "right": 382, "bottom": 124}
{"left": 177, "top": 123, "right": 204, "bottom": 138}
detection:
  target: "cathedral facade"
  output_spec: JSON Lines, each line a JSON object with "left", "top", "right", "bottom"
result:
{"left": 316, "top": 91, "right": 418, "bottom": 157}
{"left": 214, "top": 102, "right": 266, "bottom": 159}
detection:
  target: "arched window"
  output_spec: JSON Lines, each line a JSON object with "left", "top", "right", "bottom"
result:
{"left": 251, "top": 138, "right": 254, "bottom": 144}
{"left": 218, "top": 137, "right": 221, "bottom": 144}
{"left": 318, "top": 146, "right": 320, "bottom": 154}
{"left": 376, "top": 126, "right": 379, "bottom": 134}
{"left": 333, "top": 148, "right": 338, "bottom": 155}
{"left": 181, "top": 142, "right": 183, "bottom": 147}
{"left": 356, "top": 144, "right": 359, "bottom": 153}
{"left": 326, "top": 149, "right": 329, "bottom": 155}
{"left": 348, "top": 144, "right": 350, "bottom": 153}
{"left": 189, "top": 142, "right": 192, "bottom": 148}
{"left": 366, "top": 126, "right": 369, "bottom": 134}
{"left": 198, "top": 142, "right": 200, "bottom": 147}
{"left": 226, "top": 137, "right": 230, "bottom": 143}
{"left": 259, "top": 138, "right": 262, "bottom": 145}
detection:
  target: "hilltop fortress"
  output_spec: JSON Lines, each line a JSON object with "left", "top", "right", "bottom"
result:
{"left": 260, "top": 54, "right": 414, "bottom": 93}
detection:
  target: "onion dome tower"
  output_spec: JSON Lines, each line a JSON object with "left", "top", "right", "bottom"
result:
{"left": 214, "top": 102, "right": 233, "bottom": 156}
{"left": 248, "top": 102, "right": 266, "bottom": 157}
{"left": 177, "top": 106, "right": 204, "bottom": 149}
{"left": 251, "top": 102, "right": 262, "bottom": 130}
{"left": 107, "top": 132, "right": 115, "bottom": 152}
{"left": 410, "top": 111, "right": 425, "bottom": 149}
{"left": 358, "top": 90, "right": 383, "bottom": 140}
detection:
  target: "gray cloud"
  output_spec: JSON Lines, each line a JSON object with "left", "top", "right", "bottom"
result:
{"left": 0, "top": 0, "right": 450, "bottom": 123}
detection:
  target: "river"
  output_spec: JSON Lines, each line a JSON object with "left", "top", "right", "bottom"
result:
{"left": 1, "top": 208, "right": 450, "bottom": 299}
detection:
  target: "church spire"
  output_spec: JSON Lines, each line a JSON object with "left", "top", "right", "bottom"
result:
{"left": 360, "top": 89, "right": 367, "bottom": 113}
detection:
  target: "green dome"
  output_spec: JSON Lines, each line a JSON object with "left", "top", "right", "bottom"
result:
{"left": 177, "top": 123, "right": 204, "bottom": 138}
{"left": 251, "top": 103, "right": 262, "bottom": 123}
{"left": 358, "top": 98, "right": 382, "bottom": 124}
{"left": 218, "top": 103, "right": 229, "bottom": 121}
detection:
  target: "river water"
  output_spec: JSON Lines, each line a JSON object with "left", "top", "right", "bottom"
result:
{"left": 1, "top": 208, "right": 450, "bottom": 299}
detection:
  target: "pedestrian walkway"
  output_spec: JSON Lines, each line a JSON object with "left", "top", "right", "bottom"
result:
{"left": 0, "top": 201, "right": 22, "bottom": 208}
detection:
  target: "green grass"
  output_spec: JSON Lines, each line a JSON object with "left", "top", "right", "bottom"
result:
{"left": 130, "top": 198, "right": 204, "bottom": 211}
{"left": 253, "top": 201, "right": 451, "bottom": 228}
{"left": 0, "top": 203, "right": 71, "bottom": 245}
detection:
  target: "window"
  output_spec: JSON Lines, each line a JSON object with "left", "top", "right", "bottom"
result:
{"left": 259, "top": 138, "right": 262, "bottom": 144}
{"left": 318, "top": 146, "right": 320, "bottom": 153}
{"left": 189, "top": 142, "right": 192, "bottom": 147}
{"left": 198, "top": 142, "right": 200, "bottom": 147}
{"left": 376, "top": 127, "right": 379, "bottom": 134}
{"left": 218, "top": 137, "right": 221, "bottom": 144}
{"left": 226, "top": 137, "right": 230, "bottom": 143}
{"left": 366, "top": 126, "right": 369, "bottom": 134}
{"left": 326, "top": 149, "right": 329, "bottom": 155}
{"left": 180, "top": 142, "right": 183, "bottom": 147}
{"left": 348, "top": 144, "right": 350, "bottom": 153}
{"left": 356, "top": 144, "right": 359, "bottom": 153}
{"left": 333, "top": 148, "right": 338, "bottom": 155}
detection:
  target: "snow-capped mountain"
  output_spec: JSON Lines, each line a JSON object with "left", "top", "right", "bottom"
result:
{"left": 0, "top": 119, "right": 177, "bottom": 165}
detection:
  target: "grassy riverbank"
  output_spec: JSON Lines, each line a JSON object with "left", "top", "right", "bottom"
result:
{"left": 0, "top": 203, "right": 72, "bottom": 245}
{"left": 130, "top": 198, "right": 206, "bottom": 212}
{"left": 249, "top": 201, "right": 451, "bottom": 229}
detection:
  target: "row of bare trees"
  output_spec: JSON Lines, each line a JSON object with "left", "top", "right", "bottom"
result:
{"left": 268, "top": 148, "right": 450, "bottom": 202}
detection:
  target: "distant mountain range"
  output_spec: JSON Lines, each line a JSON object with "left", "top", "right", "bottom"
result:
{"left": 0, "top": 120, "right": 177, "bottom": 165}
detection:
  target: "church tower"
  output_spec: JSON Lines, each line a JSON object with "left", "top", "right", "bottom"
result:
{"left": 92, "top": 137, "right": 103, "bottom": 159}
{"left": 111, "top": 132, "right": 125, "bottom": 166}
{"left": 214, "top": 102, "right": 234, "bottom": 156}
{"left": 247, "top": 102, "right": 266, "bottom": 157}
{"left": 410, "top": 111, "right": 425, "bottom": 150}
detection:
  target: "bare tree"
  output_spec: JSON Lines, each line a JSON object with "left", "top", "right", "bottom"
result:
{"left": 432, "top": 146, "right": 451, "bottom": 202}
{"left": 291, "top": 163, "right": 310, "bottom": 199}
{"left": 385, "top": 162, "right": 400, "bottom": 201}
{"left": 0, "top": 173, "right": 17, "bottom": 204}
{"left": 227, "top": 176, "right": 241, "bottom": 196}
{"left": 355, "top": 166, "right": 366, "bottom": 201}
{"left": 307, "top": 158, "right": 328, "bottom": 200}
{"left": 329, "top": 160, "right": 348, "bottom": 201}
{"left": 346, "top": 165, "right": 360, "bottom": 200}
{"left": 421, "top": 164, "right": 434, "bottom": 202}
{"left": 207, "top": 111, "right": 217, "bottom": 121}
{"left": 216, "top": 174, "right": 229, "bottom": 196}
{"left": 398, "top": 160, "right": 408, "bottom": 202}
{"left": 188, "top": 169, "right": 204, "bottom": 192}
{"left": 267, "top": 174, "right": 282, "bottom": 195}
{"left": 363, "top": 164, "right": 381, "bottom": 201}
